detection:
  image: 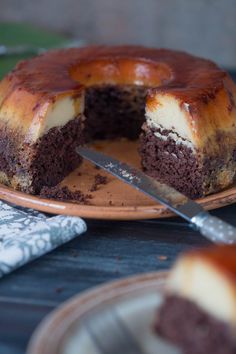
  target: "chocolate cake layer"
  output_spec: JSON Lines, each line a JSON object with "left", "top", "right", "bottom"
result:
{"left": 140, "top": 126, "right": 236, "bottom": 199}
{"left": 155, "top": 295, "right": 236, "bottom": 354}
{"left": 140, "top": 127, "right": 204, "bottom": 198}
{"left": 84, "top": 85, "right": 147, "bottom": 140}
{"left": 0, "top": 116, "right": 84, "bottom": 194}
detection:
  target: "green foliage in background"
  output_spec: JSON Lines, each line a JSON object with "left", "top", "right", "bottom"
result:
{"left": 0, "top": 22, "right": 66, "bottom": 78}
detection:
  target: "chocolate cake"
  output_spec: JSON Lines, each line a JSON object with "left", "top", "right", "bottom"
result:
{"left": 155, "top": 245, "right": 236, "bottom": 354}
{"left": 0, "top": 46, "right": 236, "bottom": 196}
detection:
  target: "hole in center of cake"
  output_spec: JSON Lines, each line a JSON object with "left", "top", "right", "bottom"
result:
{"left": 71, "top": 58, "right": 172, "bottom": 141}
{"left": 84, "top": 85, "right": 147, "bottom": 140}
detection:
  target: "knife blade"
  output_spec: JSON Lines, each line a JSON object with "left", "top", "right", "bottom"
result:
{"left": 77, "top": 146, "right": 236, "bottom": 244}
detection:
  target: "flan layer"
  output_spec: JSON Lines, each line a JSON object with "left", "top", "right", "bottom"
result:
{"left": 0, "top": 84, "right": 84, "bottom": 143}
{"left": 168, "top": 245, "right": 236, "bottom": 324}
{"left": 146, "top": 75, "right": 236, "bottom": 150}
{"left": 1, "top": 46, "right": 235, "bottom": 145}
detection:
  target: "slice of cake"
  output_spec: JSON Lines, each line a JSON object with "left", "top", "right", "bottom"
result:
{"left": 155, "top": 245, "right": 236, "bottom": 354}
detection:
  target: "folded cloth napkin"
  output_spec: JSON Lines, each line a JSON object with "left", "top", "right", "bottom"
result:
{"left": 0, "top": 201, "right": 87, "bottom": 277}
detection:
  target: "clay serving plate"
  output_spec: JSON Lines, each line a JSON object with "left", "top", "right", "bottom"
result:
{"left": 0, "top": 139, "right": 235, "bottom": 220}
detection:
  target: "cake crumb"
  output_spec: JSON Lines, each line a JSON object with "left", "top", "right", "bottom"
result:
{"left": 40, "top": 185, "right": 92, "bottom": 204}
{"left": 90, "top": 174, "right": 108, "bottom": 192}
{"left": 55, "top": 286, "right": 64, "bottom": 294}
{"left": 157, "top": 255, "right": 168, "bottom": 261}
{"left": 70, "top": 250, "right": 80, "bottom": 258}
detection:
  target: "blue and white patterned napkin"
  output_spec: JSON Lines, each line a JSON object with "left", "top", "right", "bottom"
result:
{"left": 0, "top": 201, "right": 87, "bottom": 277}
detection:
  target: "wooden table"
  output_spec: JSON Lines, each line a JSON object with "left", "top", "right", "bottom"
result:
{"left": 0, "top": 203, "right": 235, "bottom": 354}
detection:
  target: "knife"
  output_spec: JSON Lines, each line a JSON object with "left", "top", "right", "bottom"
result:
{"left": 77, "top": 146, "right": 236, "bottom": 244}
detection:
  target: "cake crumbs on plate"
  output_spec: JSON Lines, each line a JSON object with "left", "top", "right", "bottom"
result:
{"left": 55, "top": 286, "right": 64, "bottom": 294}
{"left": 39, "top": 185, "right": 92, "bottom": 204}
{"left": 90, "top": 173, "right": 108, "bottom": 192}
{"left": 70, "top": 250, "right": 80, "bottom": 258}
{"left": 157, "top": 255, "right": 168, "bottom": 261}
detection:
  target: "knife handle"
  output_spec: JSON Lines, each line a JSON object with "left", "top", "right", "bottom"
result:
{"left": 191, "top": 212, "right": 236, "bottom": 244}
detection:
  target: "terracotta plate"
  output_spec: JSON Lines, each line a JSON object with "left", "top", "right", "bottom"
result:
{"left": 27, "top": 271, "right": 181, "bottom": 354}
{"left": 0, "top": 139, "right": 236, "bottom": 220}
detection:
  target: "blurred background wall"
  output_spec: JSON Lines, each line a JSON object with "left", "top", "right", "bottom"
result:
{"left": 1, "top": 0, "right": 236, "bottom": 68}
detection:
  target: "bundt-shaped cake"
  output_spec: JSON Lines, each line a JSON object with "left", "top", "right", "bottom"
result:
{"left": 0, "top": 46, "right": 236, "bottom": 197}
{"left": 155, "top": 245, "right": 236, "bottom": 354}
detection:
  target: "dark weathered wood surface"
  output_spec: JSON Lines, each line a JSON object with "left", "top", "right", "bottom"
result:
{"left": 0, "top": 71, "right": 236, "bottom": 354}
{"left": 0, "top": 204, "right": 235, "bottom": 354}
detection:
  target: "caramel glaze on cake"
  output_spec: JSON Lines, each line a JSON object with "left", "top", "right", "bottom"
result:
{"left": 0, "top": 46, "right": 236, "bottom": 195}
{"left": 155, "top": 245, "right": 236, "bottom": 354}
